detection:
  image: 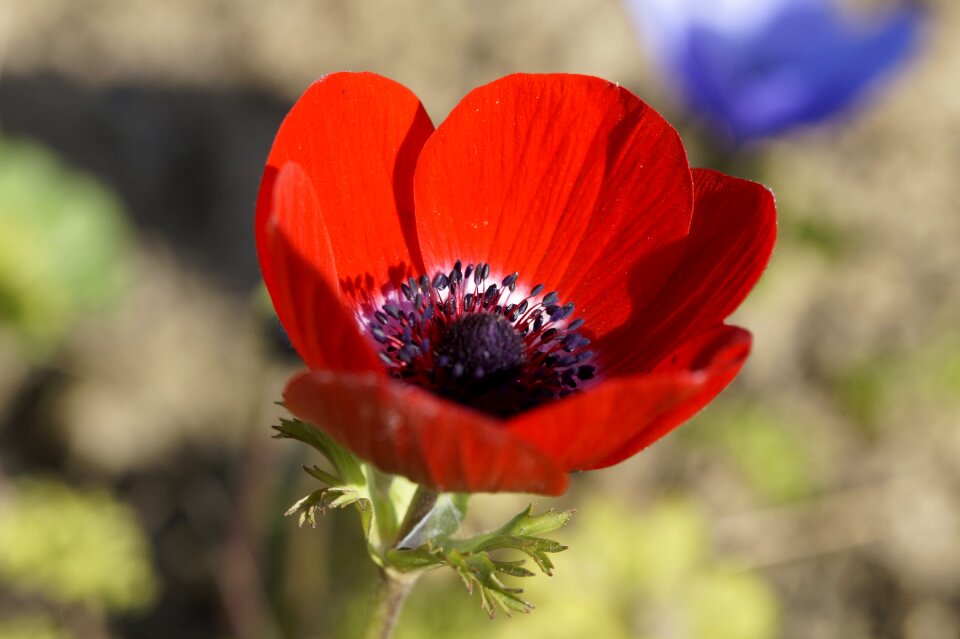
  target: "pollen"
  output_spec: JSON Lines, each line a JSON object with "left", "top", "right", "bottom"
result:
{"left": 371, "top": 260, "right": 596, "bottom": 418}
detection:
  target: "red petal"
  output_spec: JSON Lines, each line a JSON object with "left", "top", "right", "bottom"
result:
{"left": 261, "top": 163, "right": 381, "bottom": 371}
{"left": 284, "top": 370, "right": 569, "bottom": 495}
{"left": 599, "top": 169, "right": 776, "bottom": 375}
{"left": 414, "top": 73, "right": 692, "bottom": 336}
{"left": 506, "top": 325, "right": 751, "bottom": 471}
{"left": 256, "top": 72, "right": 434, "bottom": 312}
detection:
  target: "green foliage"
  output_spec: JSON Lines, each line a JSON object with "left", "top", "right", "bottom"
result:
{"left": 0, "top": 615, "right": 65, "bottom": 639}
{"left": 389, "top": 505, "right": 573, "bottom": 617}
{"left": 684, "top": 404, "right": 817, "bottom": 503}
{"left": 834, "top": 360, "right": 890, "bottom": 432}
{"left": 781, "top": 214, "right": 850, "bottom": 260}
{"left": 0, "top": 478, "right": 156, "bottom": 611}
{"left": 936, "top": 339, "right": 960, "bottom": 395}
{"left": 603, "top": 498, "right": 708, "bottom": 597}
{"left": 280, "top": 418, "right": 573, "bottom": 619}
{"left": 686, "top": 569, "right": 781, "bottom": 639}
{"left": 0, "top": 137, "right": 129, "bottom": 354}
{"left": 396, "top": 496, "right": 780, "bottom": 639}
{"left": 274, "top": 417, "right": 365, "bottom": 487}
{"left": 275, "top": 417, "right": 419, "bottom": 562}
{"left": 833, "top": 333, "right": 960, "bottom": 437}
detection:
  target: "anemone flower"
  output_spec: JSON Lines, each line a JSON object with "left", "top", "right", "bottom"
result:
{"left": 626, "top": 0, "right": 924, "bottom": 141}
{"left": 256, "top": 73, "right": 776, "bottom": 495}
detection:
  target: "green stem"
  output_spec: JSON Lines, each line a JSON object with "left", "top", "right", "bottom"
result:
{"left": 364, "top": 569, "right": 418, "bottom": 639}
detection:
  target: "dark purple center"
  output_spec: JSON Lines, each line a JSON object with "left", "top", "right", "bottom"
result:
{"left": 434, "top": 312, "right": 526, "bottom": 382}
{"left": 371, "top": 260, "right": 596, "bottom": 418}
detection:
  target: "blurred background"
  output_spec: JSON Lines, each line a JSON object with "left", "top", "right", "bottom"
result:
{"left": 0, "top": 0, "right": 957, "bottom": 638}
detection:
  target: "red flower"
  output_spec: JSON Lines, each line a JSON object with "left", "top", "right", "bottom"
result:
{"left": 256, "top": 73, "right": 776, "bottom": 496}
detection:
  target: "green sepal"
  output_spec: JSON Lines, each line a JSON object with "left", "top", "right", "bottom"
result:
{"left": 385, "top": 505, "right": 573, "bottom": 618}
{"left": 303, "top": 464, "right": 344, "bottom": 487}
{"left": 496, "top": 504, "right": 575, "bottom": 537}
{"left": 273, "top": 417, "right": 365, "bottom": 486}
{"left": 276, "top": 418, "right": 415, "bottom": 564}
{"left": 467, "top": 535, "right": 565, "bottom": 575}
{"left": 283, "top": 484, "right": 371, "bottom": 535}
{"left": 276, "top": 415, "right": 573, "bottom": 618}
{"left": 448, "top": 549, "right": 533, "bottom": 616}
{"left": 450, "top": 505, "right": 574, "bottom": 576}
{"left": 383, "top": 543, "right": 444, "bottom": 571}
{"left": 491, "top": 558, "right": 536, "bottom": 579}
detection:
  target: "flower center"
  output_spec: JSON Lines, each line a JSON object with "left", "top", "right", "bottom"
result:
{"left": 370, "top": 260, "right": 596, "bottom": 418}
{"left": 434, "top": 312, "right": 526, "bottom": 382}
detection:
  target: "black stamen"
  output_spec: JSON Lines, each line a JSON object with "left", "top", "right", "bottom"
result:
{"left": 384, "top": 303, "right": 402, "bottom": 319}
{"left": 372, "top": 259, "right": 597, "bottom": 418}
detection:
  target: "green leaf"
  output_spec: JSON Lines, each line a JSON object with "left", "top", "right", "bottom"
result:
{"left": 450, "top": 505, "right": 574, "bottom": 575}
{"left": 447, "top": 550, "right": 533, "bottom": 617}
{"left": 470, "top": 535, "right": 566, "bottom": 575}
{"left": 276, "top": 417, "right": 572, "bottom": 617}
{"left": 0, "top": 478, "right": 156, "bottom": 611}
{"left": 494, "top": 504, "right": 575, "bottom": 537}
{"left": 385, "top": 504, "right": 573, "bottom": 618}
{"left": 0, "top": 136, "right": 130, "bottom": 354}
{"left": 490, "top": 558, "right": 535, "bottom": 579}
{"left": 303, "top": 464, "right": 344, "bottom": 487}
{"left": 273, "top": 418, "right": 366, "bottom": 487}
{"left": 384, "top": 544, "right": 445, "bottom": 572}
{"left": 283, "top": 486, "right": 369, "bottom": 529}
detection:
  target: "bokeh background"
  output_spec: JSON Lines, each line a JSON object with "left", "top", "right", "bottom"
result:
{"left": 1, "top": 1, "right": 958, "bottom": 638}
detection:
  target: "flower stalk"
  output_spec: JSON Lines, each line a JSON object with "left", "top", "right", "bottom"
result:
{"left": 278, "top": 415, "right": 575, "bottom": 622}
{"left": 365, "top": 569, "right": 419, "bottom": 639}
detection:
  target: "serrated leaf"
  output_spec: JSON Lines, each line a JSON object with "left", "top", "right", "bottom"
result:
{"left": 283, "top": 486, "right": 368, "bottom": 529}
{"left": 447, "top": 506, "right": 572, "bottom": 577}
{"left": 453, "top": 551, "right": 532, "bottom": 617}
{"left": 498, "top": 505, "right": 575, "bottom": 537}
{"left": 326, "top": 491, "right": 363, "bottom": 510}
{"left": 490, "top": 589, "right": 534, "bottom": 616}
{"left": 302, "top": 465, "right": 343, "bottom": 487}
{"left": 384, "top": 505, "right": 572, "bottom": 618}
{"left": 284, "top": 489, "right": 328, "bottom": 527}
{"left": 273, "top": 418, "right": 365, "bottom": 486}
{"left": 384, "top": 545, "right": 445, "bottom": 571}
{"left": 483, "top": 537, "right": 562, "bottom": 574}
{"left": 491, "top": 559, "right": 535, "bottom": 578}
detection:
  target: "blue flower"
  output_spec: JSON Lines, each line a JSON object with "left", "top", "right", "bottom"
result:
{"left": 627, "top": 0, "right": 925, "bottom": 141}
